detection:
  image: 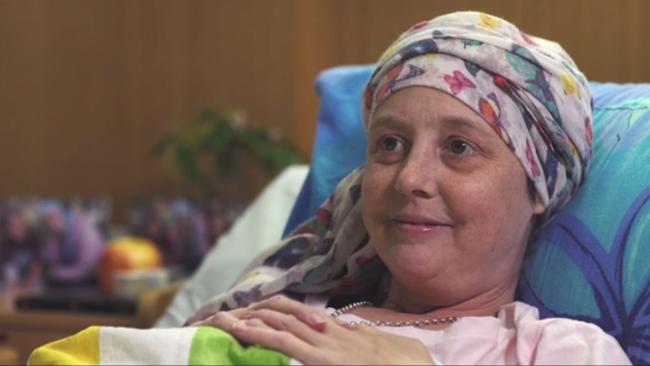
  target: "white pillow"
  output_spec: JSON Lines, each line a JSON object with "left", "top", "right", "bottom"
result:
{"left": 154, "top": 165, "right": 309, "bottom": 327}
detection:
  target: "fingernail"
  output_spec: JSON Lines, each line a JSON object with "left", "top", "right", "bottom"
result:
{"left": 309, "top": 313, "right": 327, "bottom": 332}
{"left": 309, "top": 313, "right": 326, "bottom": 324}
{"left": 335, "top": 319, "right": 354, "bottom": 329}
{"left": 231, "top": 321, "right": 247, "bottom": 332}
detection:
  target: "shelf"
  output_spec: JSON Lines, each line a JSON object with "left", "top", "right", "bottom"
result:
{"left": 0, "top": 308, "right": 143, "bottom": 364}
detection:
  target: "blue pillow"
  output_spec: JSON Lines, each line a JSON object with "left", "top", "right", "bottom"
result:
{"left": 283, "top": 65, "right": 373, "bottom": 235}
{"left": 519, "top": 94, "right": 650, "bottom": 364}
{"left": 284, "top": 65, "right": 650, "bottom": 364}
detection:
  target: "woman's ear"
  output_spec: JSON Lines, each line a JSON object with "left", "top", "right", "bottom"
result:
{"left": 526, "top": 179, "right": 545, "bottom": 215}
{"left": 532, "top": 194, "right": 545, "bottom": 215}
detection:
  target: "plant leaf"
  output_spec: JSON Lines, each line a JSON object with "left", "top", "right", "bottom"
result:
{"left": 151, "top": 135, "right": 174, "bottom": 157}
{"left": 174, "top": 145, "right": 201, "bottom": 182}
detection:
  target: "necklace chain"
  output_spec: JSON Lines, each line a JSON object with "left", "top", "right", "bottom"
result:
{"left": 330, "top": 301, "right": 461, "bottom": 328}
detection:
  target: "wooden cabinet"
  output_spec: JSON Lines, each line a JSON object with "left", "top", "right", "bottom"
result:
{"left": 0, "top": 282, "right": 181, "bottom": 364}
{"left": 0, "top": 310, "right": 143, "bottom": 364}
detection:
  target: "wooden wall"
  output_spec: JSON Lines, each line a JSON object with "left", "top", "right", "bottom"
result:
{"left": 1, "top": 0, "right": 648, "bottom": 223}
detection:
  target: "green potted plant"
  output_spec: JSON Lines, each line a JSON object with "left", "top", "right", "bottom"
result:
{"left": 152, "top": 108, "right": 303, "bottom": 200}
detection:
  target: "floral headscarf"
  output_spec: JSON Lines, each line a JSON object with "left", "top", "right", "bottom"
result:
{"left": 186, "top": 11, "right": 593, "bottom": 323}
{"left": 364, "top": 11, "right": 592, "bottom": 218}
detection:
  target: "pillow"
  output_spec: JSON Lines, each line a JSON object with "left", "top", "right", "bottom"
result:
{"left": 285, "top": 65, "right": 650, "bottom": 364}
{"left": 519, "top": 93, "right": 650, "bottom": 364}
{"left": 155, "top": 165, "right": 309, "bottom": 327}
{"left": 283, "top": 66, "right": 373, "bottom": 236}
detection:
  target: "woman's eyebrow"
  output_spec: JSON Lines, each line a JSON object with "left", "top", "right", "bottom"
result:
{"left": 371, "top": 114, "right": 488, "bottom": 136}
{"left": 440, "top": 116, "right": 485, "bottom": 133}
{"left": 370, "top": 115, "right": 406, "bottom": 130}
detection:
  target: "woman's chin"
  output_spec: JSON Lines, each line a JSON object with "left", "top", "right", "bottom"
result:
{"left": 382, "top": 246, "right": 446, "bottom": 278}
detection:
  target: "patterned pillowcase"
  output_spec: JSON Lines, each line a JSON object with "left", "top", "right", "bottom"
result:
{"left": 519, "top": 90, "right": 650, "bottom": 365}
{"left": 283, "top": 65, "right": 650, "bottom": 363}
{"left": 282, "top": 66, "right": 372, "bottom": 236}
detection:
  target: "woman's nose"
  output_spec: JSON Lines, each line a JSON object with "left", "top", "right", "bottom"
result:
{"left": 394, "top": 154, "right": 439, "bottom": 199}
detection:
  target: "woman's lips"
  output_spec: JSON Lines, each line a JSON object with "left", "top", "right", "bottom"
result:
{"left": 392, "top": 215, "right": 453, "bottom": 234}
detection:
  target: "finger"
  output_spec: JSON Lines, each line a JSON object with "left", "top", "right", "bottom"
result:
{"left": 248, "top": 295, "right": 329, "bottom": 332}
{"left": 194, "top": 310, "right": 241, "bottom": 332}
{"left": 243, "top": 309, "right": 323, "bottom": 344}
{"left": 230, "top": 322, "right": 320, "bottom": 363}
{"left": 241, "top": 317, "right": 271, "bottom": 329}
{"left": 205, "top": 310, "right": 286, "bottom": 333}
{"left": 189, "top": 313, "right": 221, "bottom": 327}
{"left": 335, "top": 319, "right": 359, "bottom": 330}
{"left": 188, "top": 306, "right": 248, "bottom": 327}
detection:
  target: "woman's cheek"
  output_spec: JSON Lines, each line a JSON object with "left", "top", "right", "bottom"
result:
{"left": 361, "top": 164, "right": 394, "bottom": 228}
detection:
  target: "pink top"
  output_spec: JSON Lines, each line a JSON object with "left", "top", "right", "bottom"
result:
{"left": 294, "top": 301, "right": 631, "bottom": 365}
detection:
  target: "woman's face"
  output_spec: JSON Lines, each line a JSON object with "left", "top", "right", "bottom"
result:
{"left": 361, "top": 86, "right": 544, "bottom": 307}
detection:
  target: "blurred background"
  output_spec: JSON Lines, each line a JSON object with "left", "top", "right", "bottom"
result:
{"left": 1, "top": 0, "right": 648, "bottom": 224}
{"left": 0, "top": 1, "right": 649, "bottom": 362}
{"left": 0, "top": 0, "right": 649, "bottom": 301}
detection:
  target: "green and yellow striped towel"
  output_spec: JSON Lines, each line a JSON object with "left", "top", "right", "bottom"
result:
{"left": 28, "top": 326, "right": 290, "bottom": 365}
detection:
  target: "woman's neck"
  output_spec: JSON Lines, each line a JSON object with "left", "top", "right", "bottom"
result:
{"left": 382, "top": 276, "right": 518, "bottom": 318}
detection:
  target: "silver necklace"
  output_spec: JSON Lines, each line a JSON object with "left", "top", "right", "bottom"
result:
{"left": 330, "top": 301, "right": 461, "bottom": 327}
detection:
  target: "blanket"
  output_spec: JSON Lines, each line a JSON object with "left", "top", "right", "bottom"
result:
{"left": 28, "top": 326, "right": 289, "bottom": 365}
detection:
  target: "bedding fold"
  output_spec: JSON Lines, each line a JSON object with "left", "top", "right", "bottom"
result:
{"left": 28, "top": 326, "right": 290, "bottom": 366}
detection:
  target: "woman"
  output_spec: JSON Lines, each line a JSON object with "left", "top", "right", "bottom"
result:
{"left": 189, "top": 11, "right": 630, "bottom": 364}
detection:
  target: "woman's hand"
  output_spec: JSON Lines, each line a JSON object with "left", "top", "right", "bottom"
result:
{"left": 190, "top": 295, "right": 329, "bottom": 331}
{"left": 192, "top": 295, "right": 435, "bottom": 365}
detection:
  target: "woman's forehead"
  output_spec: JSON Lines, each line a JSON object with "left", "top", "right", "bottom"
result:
{"left": 369, "top": 87, "right": 491, "bottom": 134}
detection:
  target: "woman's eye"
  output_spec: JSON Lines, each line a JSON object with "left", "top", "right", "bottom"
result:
{"left": 372, "top": 135, "right": 407, "bottom": 163}
{"left": 381, "top": 137, "right": 401, "bottom": 151}
{"left": 448, "top": 139, "right": 475, "bottom": 155}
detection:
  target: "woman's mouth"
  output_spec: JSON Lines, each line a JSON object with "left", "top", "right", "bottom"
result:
{"left": 392, "top": 214, "right": 453, "bottom": 234}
